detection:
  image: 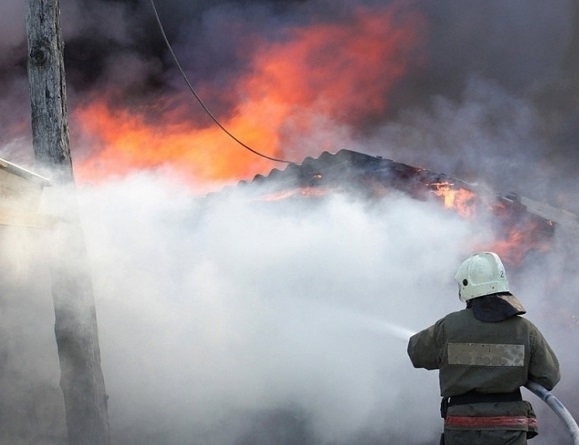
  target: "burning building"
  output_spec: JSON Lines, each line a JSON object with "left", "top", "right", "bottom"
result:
{"left": 0, "top": 1, "right": 578, "bottom": 444}
{"left": 231, "top": 148, "right": 571, "bottom": 266}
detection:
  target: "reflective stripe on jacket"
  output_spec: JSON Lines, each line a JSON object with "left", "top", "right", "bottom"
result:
{"left": 407, "top": 308, "right": 560, "bottom": 397}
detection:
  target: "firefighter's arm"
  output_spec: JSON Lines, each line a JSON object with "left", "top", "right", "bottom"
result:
{"left": 528, "top": 327, "right": 561, "bottom": 391}
{"left": 407, "top": 319, "right": 444, "bottom": 370}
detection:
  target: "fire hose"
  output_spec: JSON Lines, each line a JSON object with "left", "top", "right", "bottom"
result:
{"left": 524, "top": 381, "right": 579, "bottom": 445}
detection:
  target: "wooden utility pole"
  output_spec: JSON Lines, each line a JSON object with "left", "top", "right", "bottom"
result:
{"left": 26, "top": 1, "right": 111, "bottom": 444}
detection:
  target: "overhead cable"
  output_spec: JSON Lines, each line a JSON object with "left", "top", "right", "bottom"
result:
{"left": 149, "top": 0, "right": 292, "bottom": 164}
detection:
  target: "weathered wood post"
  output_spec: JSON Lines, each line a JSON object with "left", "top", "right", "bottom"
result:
{"left": 25, "top": 1, "right": 111, "bottom": 444}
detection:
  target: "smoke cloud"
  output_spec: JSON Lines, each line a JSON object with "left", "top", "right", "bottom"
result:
{"left": 0, "top": 0, "right": 578, "bottom": 444}
{"left": 2, "top": 172, "right": 578, "bottom": 444}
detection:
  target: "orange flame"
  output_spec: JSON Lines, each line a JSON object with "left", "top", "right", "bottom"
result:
{"left": 427, "top": 181, "right": 554, "bottom": 265}
{"left": 489, "top": 227, "right": 552, "bottom": 266}
{"left": 430, "top": 181, "right": 477, "bottom": 217}
{"left": 72, "top": 99, "right": 277, "bottom": 185}
{"left": 486, "top": 204, "right": 554, "bottom": 265}
{"left": 72, "top": 3, "right": 426, "bottom": 186}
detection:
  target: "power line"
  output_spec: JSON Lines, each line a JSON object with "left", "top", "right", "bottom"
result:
{"left": 149, "top": 0, "right": 292, "bottom": 164}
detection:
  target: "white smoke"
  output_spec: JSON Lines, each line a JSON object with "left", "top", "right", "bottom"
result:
{"left": 57, "top": 171, "right": 573, "bottom": 444}
{"left": 66, "top": 173, "right": 472, "bottom": 444}
{"left": 0, "top": 157, "right": 576, "bottom": 444}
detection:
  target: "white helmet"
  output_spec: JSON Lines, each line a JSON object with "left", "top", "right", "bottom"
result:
{"left": 455, "top": 252, "right": 509, "bottom": 302}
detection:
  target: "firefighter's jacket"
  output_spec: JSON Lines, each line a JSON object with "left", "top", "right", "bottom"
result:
{"left": 407, "top": 308, "right": 560, "bottom": 435}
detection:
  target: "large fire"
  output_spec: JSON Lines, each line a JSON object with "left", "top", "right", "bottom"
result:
{"left": 71, "top": 3, "right": 426, "bottom": 186}
{"left": 65, "top": 1, "right": 554, "bottom": 267}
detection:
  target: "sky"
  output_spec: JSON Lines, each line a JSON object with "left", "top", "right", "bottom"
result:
{"left": 0, "top": 0, "right": 578, "bottom": 444}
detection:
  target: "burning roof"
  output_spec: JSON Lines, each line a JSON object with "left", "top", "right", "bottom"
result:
{"left": 235, "top": 149, "right": 569, "bottom": 266}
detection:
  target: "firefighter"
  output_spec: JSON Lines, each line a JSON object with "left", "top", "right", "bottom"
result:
{"left": 407, "top": 251, "right": 560, "bottom": 445}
